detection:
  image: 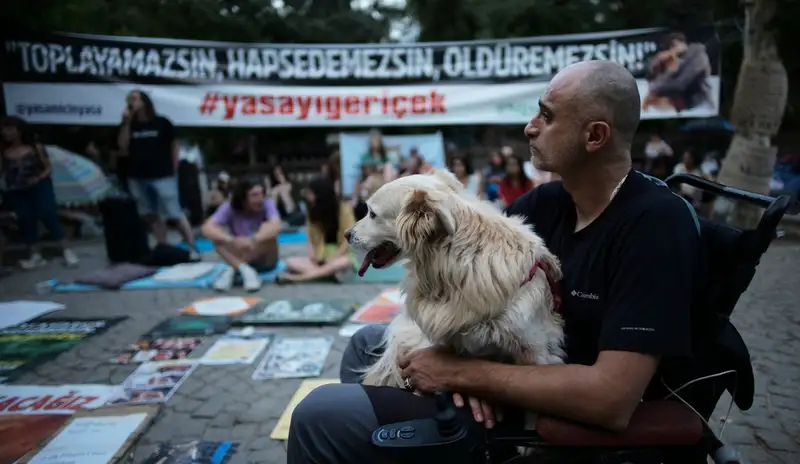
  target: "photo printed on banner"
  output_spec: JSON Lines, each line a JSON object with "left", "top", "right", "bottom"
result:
{"left": 252, "top": 336, "right": 334, "bottom": 380}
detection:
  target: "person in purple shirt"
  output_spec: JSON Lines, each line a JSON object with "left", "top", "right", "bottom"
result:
{"left": 201, "top": 177, "right": 281, "bottom": 292}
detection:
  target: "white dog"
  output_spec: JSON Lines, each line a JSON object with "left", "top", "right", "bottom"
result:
{"left": 346, "top": 169, "right": 566, "bottom": 391}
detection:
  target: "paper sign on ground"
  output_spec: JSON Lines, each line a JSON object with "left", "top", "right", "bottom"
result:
{"left": 185, "top": 297, "right": 256, "bottom": 316}
{"left": 0, "top": 319, "right": 125, "bottom": 383}
{"left": 109, "top": 337, "right": 204, "bottom": 364}
{"left": 349, "top": 288, "right": 405, "bottom": 324}
{"left": 0, "top": 415, "right": 70, "bottom": 463}
{"left": 28, "top": 412, "right": 149, "bottom": 464}
{"left": 0, "top": 385, "right": 120, "bottom": 415}
{"left": 200, "top": 338, "right": 269, "bottom": 365}
{"left": 252, "top": 336, "right": 333, "bottom": 380}
{"left": 270, "top": 379, "right": 339, "bottom": 440}
{"left": 107, "top": 360, "right": 196, "bottom": 406}
{"left": 0, "top": 301, "right": 65, "bottom": 330}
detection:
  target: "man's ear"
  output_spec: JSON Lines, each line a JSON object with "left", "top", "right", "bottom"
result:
{"left": 396, "top": 189, "right": 455, "bottom": 250}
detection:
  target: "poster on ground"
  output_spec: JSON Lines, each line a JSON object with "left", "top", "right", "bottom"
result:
{"left": 349, "top": 288, "right": 405, "bottom": 324}
{"left": 252, "top": 336, "right": 333, "bottom": 380}
{"left": 107, "top": 360, "right": 197, "bottom": 406}
{"left": 234, "top": 299, "right": 356, "bottom": 326}
{"left": 0, "top": 318, "right": 125, "bottom": 383}
{"left": 0, "top": 384, "right": 121, "bottom": 415}
{"left": 109, "top": 337, "right": 204, "bottom": 364}
{"left": 1, "top": 28, "right": 720, "bottom": 127}
{"left": 0, "top": 415, "right": 70, "bottom": 463}
{"left": 199, "top": 338, "right": 269, "bottom": 365}
{"left": 17, "top": 405, "right": 160, "bottom": 464}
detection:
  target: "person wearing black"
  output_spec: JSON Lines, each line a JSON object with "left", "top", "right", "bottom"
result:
{"left": 117, "top": 90, "right": 197, "bottom": 257}
{"left": 286, "top": 60, "right": 701, "bottom": 463}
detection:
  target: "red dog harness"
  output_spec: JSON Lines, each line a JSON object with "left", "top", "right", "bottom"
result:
{"left": 521, "top": 260, "right": 562, "bottom": 313}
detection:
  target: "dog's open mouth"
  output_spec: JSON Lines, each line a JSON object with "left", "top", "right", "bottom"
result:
{"left": 358, "top": 241, "right": 401, "bottom": 277}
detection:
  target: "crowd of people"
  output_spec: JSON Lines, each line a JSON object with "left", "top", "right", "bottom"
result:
{"left": 0, "top": 87, "right": 791, "bottom": 289}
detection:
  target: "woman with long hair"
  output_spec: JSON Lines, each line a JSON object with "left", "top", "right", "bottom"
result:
{"left": 450, "top": 155, "right": 482, "bottom": 197}
{"left": 498, "top": 155, "right": 533, "bottom": 207}
{"left": 0, "top": 117, "right": 79, "bottom": 269}
{"left": 360, "top": 130, "right": 395, "bottom": 182}
{"left": 279, "top": 177, "right": 357, "bottom": 283}
{"left": 201, "top": 176, "right": 281, "bottom": 291}
{"left": 482, "top": 150, "right": 506, "bottom": 202}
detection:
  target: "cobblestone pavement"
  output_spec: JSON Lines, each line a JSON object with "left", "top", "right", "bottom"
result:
{"left": 1, "top": 240, "right": 798, "bottom": 464}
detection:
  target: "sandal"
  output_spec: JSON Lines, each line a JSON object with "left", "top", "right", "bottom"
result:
{"left": 274, "top": 274, "right": 294, "bottom": 285}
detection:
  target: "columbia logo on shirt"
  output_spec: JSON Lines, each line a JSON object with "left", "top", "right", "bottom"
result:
{"left": 571, "top": 290, "right": 600, "bottom": 300}
{"left": 132, "top": 130, "right": 160, "bottom": 138}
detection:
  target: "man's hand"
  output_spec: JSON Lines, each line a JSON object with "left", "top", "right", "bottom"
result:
{"left": 398, "top": 347, "right": 466, "bottom": 394}
{"left": 453, "top": 393, "right": 503, "bottom": 429}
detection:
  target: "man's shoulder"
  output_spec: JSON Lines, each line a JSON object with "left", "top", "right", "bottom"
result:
{"left": 622, "top": 171, "right": 700, "bottom": 234}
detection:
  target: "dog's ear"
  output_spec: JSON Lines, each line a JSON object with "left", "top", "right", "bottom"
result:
{"left": 396, "top": 189, "right": 455, "bottom": 249}
{"left": 427, "top": 168, "right": 464, "bottom": 192}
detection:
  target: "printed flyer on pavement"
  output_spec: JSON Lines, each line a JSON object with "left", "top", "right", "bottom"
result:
{"left": 107, "top": 360, "right": 197, "bottom": 406}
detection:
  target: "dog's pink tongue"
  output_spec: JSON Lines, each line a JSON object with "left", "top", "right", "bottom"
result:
{"left": 357, "top": 258, "right": 371, "bottom": 277}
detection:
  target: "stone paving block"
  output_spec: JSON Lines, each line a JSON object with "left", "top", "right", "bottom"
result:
{"left": 193, "top": 397, "right": 227, "bottom": 419}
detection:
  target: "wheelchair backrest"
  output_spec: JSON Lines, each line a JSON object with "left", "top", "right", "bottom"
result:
{"left": 663, "top": 173, "right": 794, "bottom": 417}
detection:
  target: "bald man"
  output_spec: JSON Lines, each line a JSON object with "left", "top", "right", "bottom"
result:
{"left": 287, "top": 61, "right": 702, "bottom": 463}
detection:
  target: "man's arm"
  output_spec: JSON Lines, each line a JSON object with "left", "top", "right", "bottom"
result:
{"left": 448, "top": 201, "right": 699, "bottom": 431}
{"left": 201, "top": 202, "right": 234, "bottom": 244}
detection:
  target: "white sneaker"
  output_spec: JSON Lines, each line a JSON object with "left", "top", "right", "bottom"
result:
{"left": 238, "top": 263, "right": 262, "bottom": 292}
{"left": 213, "top": 266, "right": 235, "bottom": 292}
{"left": 19, "top": 253, "right": 47, "bottom": 270}
{"left": 63, "top": 249, "right": 80, "bottom": 267}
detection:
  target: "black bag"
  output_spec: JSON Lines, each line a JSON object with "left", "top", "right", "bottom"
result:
{"left": 99, "top": 195, "right": 151, "bottom": 264}
{"left": 145, "top": 244, "right": 195, "bottom": 267}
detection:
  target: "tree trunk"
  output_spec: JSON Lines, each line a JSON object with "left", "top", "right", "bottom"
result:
{"left": 715, "top": 0, "right": 788, "bottom": 229}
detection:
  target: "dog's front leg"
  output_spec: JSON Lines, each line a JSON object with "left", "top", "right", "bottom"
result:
{"left": 361, "top": 313, "right": 431, "bottom": 388}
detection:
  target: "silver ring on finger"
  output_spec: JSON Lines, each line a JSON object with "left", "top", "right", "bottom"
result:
{"left": 403, "top": 377, "right": 413, "bottom": 390}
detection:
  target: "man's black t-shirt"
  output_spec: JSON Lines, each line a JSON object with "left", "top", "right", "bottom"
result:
{"left": 126, "top": 116, "right": 176, "bottom": 179}
{"left": 507, "top": 170, "right": 701, "bottom": 398}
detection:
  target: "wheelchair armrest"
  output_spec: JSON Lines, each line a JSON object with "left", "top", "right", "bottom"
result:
{"left": 535, "top": 401, "right": 704, "bottom": 447}
{"left": 665, "top": 173, "right": 800, "bottom": 215}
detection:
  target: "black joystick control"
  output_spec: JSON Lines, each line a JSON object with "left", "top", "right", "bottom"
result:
{"left": 434, "top": 392, "right": 463, "bottom": 437}
{"left": 371, "top": 391, "right": 474, "bottom": 456}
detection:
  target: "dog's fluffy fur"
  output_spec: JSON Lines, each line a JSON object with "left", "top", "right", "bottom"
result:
{"left": 347, "top": 169, "right": 566, "bottom": 390}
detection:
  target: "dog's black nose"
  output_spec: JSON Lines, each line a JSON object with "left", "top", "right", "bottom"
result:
{"left": 344, "top": 228, "right": 353, "bottom": 243}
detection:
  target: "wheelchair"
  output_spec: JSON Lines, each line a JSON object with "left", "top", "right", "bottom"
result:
{"left": 371, "top": 174, "right": 800, "bottom": 464}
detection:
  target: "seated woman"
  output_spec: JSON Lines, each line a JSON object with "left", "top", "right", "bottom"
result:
{"left": 278, "top": 177, "right": 356, "bottom": 283}
{"left": 201, "top": 177, "right": 281, "bottom": 292}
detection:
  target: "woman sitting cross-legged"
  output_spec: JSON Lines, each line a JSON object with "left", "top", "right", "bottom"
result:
{"left": 277, "top": 177, "right": 356, "bottom": 283}
{"left": 201, "top": 177, "right": 281, "bottom": 292}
